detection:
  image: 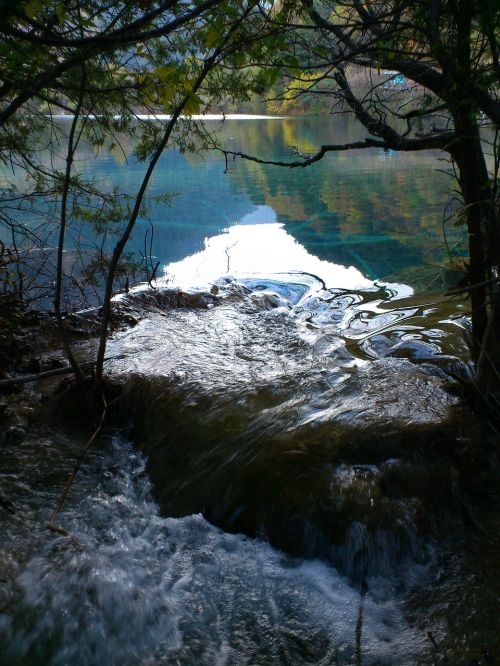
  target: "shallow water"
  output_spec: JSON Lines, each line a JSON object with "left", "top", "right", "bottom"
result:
{"left": 1, "top": 438, "right": 433, "bottom": 666}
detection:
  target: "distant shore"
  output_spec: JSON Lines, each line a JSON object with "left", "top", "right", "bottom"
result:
{"left": 50, "top": 113, "right": 286, "bottom": 121}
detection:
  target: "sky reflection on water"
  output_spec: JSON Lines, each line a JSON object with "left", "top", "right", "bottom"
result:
{"left": 0, "top": 116, "right": 461, "bottom": 293}
{"left": 162, "top": 220, "right": 372, "bottom": 292}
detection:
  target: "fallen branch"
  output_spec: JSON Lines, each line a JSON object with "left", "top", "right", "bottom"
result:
{"left": 46, "top": 396, "right": 108, "bottom": 544}
{"left": 0, "top": 355, "right": 125, "bottom": 388}
{"left": 0, "top": 362, "right": 95, "bottom": 388}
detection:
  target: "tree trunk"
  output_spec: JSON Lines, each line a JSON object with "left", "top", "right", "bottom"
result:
{"left": 475, "top": 292, "right": 500, "bottom": 420}
{"left": 475, "top": 198, "right": 500, "bottom": 419}
{"left": 451, "top": 110, "right": 500, "bottom": 417}
{"left": 451, "top": 110, "right": 494, "bottom": 364}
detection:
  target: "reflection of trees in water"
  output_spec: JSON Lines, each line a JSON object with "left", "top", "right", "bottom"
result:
{"left": 1, "top": 117, "right": 461, "bottom": 288}
{"left": 218, "top": 118, "right": 460, "bottom": 282}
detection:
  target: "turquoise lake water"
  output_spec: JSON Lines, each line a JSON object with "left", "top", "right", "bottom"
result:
{"left": 1, "top": 115, "right": 462, "bottom": 296}
{"left": 109, "top": 116, "right": 459, "bottom": 287}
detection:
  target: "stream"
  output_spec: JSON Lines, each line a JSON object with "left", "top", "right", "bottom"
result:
{"left": 2, "top": 223, "right": 499, "bottom": 665}
{"left": 1, "top": 120, "right": 499, "bottom": 665}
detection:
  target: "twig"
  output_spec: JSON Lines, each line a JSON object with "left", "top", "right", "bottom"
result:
{"left": 0, "top": 362, "right": 95, "bottom": 388}
{"left": 46, "top": 396, "right": 108, "bottom": 543}
{"left": 148, "top": 260, "right": 161, "bottom": 289}
{"left": 446, "top": 275, "right": 500, "bottom": 296}
{"left": 0, "top": 355, "right": 125, "bottom": 388}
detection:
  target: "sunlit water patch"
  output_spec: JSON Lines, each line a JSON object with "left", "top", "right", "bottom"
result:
{"left": 159, "top": 221, "right": 373, "bottom": 292}
{"left": 116, "top": 221, "right": 470, "bottom": 398}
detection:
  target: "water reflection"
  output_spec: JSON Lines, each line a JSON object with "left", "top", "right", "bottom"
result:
{"left": 161, "top": 222, "right": 372, "bottom": 291}
{"left": 215, "top": 117, "right": 460, "bottom": 284}
{"left": 1, "top": 117, "right": 461, "bottom": 293}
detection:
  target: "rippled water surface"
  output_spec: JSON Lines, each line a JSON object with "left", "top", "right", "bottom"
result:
{"left": 1, "top": 119, "right": 498, "bottom": 665}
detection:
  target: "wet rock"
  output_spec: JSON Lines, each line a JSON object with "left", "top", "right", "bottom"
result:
{"left": 0, "top": 494, "right": 15, "bottom": 515}
{"left": 1, "top": 425, "right": 26, "bottom": 446}
{"left": 117, "top": 287, "right": 219, "bottom": 314}
{"left": 0, "top": 551, "right": 17, "bottom": 609}
{"left": 105, "top": 282, "right": 484, "bottom": 577}
{"left": 64, "top": 310, "right": 102, "bottom": 336}
{"left": 111, "top": 368, "right": 478, "bottom": 579}
{"left": 19, "top": 357, "right": 42, "bottom": 374}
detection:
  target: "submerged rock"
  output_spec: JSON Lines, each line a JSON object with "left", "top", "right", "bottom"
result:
{"left": 113, "top": 369, "right": 474, "bottom": 578}
{"left": 105, "top": 278, "right": 482, "bottom": 577}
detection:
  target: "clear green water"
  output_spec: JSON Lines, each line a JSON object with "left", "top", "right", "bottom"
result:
{"left": 1, "top": 116, "right": 461, "bottom": 293}
{"left": 96, "top": 116, "right": 460, "bottom": 287}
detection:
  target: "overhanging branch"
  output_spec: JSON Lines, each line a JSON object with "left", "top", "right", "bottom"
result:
{"left": 334, "top": 67, "right": 456, "bottom": 151}
{"left": 219, "top": 139, "right": 385, "bottom": 169}
{"left": 218, "top": 130, "right": 455, "bottom": 170}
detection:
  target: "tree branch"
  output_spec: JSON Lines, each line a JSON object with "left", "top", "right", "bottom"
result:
{"left": 0, "top": 0, "right": 226, "bottom": 127}
{"left": 0, "top": 0, "right": 221, "bottom": 48}
{"left": 333, "top": 67, "right": 455, "bottom": 150}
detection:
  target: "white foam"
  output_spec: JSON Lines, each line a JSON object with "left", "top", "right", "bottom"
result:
{"left": 2, "top": 439, "right": 428, "bottom": 665}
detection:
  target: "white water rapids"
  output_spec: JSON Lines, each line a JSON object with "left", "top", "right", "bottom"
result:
{"left": 1, "top": 438, "right": 430, "bottom": 665}
{"left": 0, "top": 223, "right": 477, "bottom": 665}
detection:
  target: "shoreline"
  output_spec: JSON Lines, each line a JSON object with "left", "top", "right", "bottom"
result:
{"left": 49, "top": 113, "right": 286, "bottom": 121}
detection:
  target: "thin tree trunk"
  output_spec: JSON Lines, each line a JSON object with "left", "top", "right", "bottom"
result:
{"left": 451, "top": 111, "right": 493, "bottom": 363}
{"left": 475, "top": 292, "right": 500, "bottom": 418}
{"left": 475, "top": 199, "right": 500, "bottom": 416}
{"left": 92, "top": 8, "right": 253, "bottom": 391}
{"left": 54, "top": 69, "right": 87, "bottom": 386}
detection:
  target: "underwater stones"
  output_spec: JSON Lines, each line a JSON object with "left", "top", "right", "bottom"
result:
{"left": 113, "top": 367, "right": 472, "bottom": 577}
{"left": 105, "top": 279, "right": 480, "bottom": 576}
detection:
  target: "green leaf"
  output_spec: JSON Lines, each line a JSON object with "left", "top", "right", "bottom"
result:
{"left": 55, "top": 2, "right": 66, "bottom": 24}
{"left": 205, "top": 25, "right": 223, "bottom": 48}
{"left": 183, "top": 92, "right": 203, "bottom": 115}
{"left": 24, "top": 0, "right": 43, "bottom": 20}
{"left": 233, "top": 51, "right": 245, "bottom": 67}
{"left": 154, "top": 65, "right": 177, "bottom": 83}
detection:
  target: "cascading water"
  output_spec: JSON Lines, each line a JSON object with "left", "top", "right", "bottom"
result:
{"left": 1, "top": 222, "right": 498, "bottom": 665}
{"left": 1, "top": 438, "right": 431, "bottom": 665}
{"left": 102, "top": 225, "right": 473, "bottom": 578}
